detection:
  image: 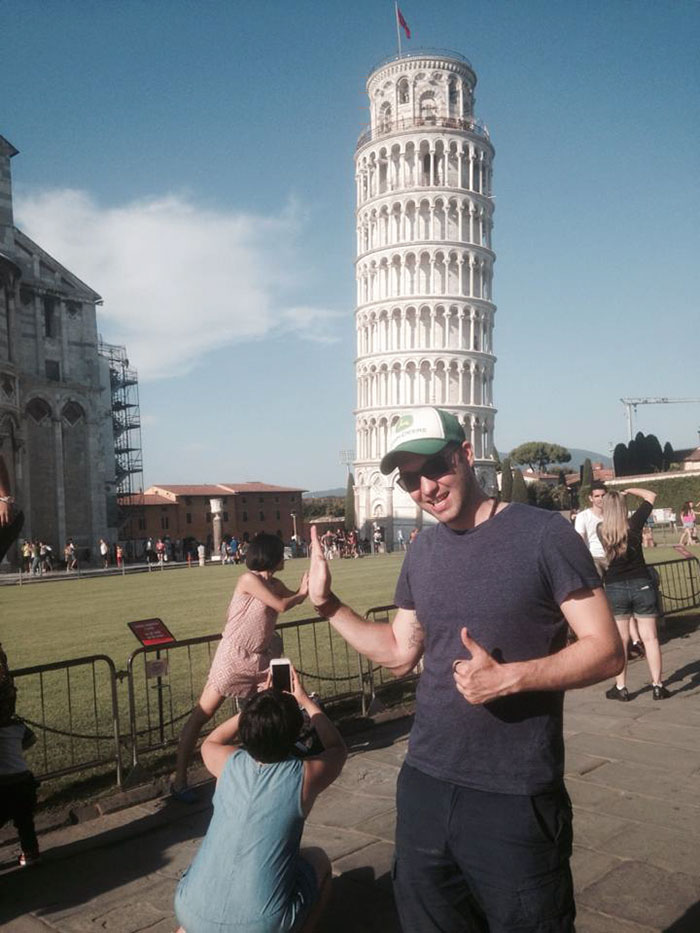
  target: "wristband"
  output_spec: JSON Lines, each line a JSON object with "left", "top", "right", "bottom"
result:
{"left": 0, "top": 496, "right": 14, "bottom": 504}
{"left": 314, "top": 592, "right": 341, "bottom": 618}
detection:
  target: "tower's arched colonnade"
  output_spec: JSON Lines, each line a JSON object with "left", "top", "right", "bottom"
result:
{"left": 353, "top": 51, "right": 498, "bottom": 542}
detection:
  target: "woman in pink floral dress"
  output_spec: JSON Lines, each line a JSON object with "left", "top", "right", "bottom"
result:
{"left": 173, "top": 533, "right": 308, "bottom": 799}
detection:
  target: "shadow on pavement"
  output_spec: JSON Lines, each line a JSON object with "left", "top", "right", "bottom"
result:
{"left": 664, "top": 658, "right": 700, "bottom": 695}
{"left": 323, "top": 867, "right": 399, "bottom": 933}
{"left": 664, "top": 900, "right": 700, "bottom": 932}
{"left": 660, "top": 611, "right": 700, "bottom": 644}
{"left": 0, "top": 795, "right": 213, "bottom": 924}
{"left": 345, "top": 715, "right": 413, "bottom": 755}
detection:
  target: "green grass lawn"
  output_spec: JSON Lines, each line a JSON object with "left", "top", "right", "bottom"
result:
{"left": 644, "top": 544, "right": 700, "bottom": 564}
{"left": 1, "top": 554, "right": 406, "bottom": 793}
{"left": 1, "top": 554, "right": 405, "bottom": 669}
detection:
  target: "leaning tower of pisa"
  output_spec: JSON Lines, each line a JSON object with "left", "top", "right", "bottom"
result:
{"left": 353, "top": 49, "right": 498, "bottom": 543}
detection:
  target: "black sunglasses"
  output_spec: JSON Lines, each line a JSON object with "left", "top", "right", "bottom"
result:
{"left": 396, "top": 447, "right": 459, "bottom": 493}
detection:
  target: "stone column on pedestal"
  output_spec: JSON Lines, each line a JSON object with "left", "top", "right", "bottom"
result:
{"left": 209, "top": 497, "right": 223, "bottom": 561}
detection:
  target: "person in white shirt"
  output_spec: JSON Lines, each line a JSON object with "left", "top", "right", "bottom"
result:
{"left": 575, "top": 482, "right": 607, "bottom": 573}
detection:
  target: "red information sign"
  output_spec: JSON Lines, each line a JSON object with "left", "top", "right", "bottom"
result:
{"left": 128, "top": 618, "right": 176, "bottom": 647}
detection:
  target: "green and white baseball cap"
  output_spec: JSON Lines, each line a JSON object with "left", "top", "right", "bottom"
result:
{"left": 379, "top": 408, "right": 466, "bottom": 475}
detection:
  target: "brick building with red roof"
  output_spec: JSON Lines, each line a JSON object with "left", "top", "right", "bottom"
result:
{"left": 121, "top": 482, "right": 305, "bottom": 551}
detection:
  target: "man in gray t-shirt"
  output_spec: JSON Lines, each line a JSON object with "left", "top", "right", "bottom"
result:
{"left": 308, "top": 407, "right": 623, "bottom": 932}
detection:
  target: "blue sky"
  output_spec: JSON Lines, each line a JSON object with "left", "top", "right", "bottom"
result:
{"left": 4, "top": 1, "right": 699, "bottom": 490}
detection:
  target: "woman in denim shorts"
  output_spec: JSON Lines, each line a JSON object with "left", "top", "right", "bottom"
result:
{"left": 599, "top": 487, "right": 670, "bottom": 701}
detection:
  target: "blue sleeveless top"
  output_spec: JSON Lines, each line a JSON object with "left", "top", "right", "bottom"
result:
{"left": 175, "top": 750, "right": 310, "bottom": 932}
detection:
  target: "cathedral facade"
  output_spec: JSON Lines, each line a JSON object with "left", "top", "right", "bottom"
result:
{"left": 0, "top": 134, "right": 117, "bottom": 562}
{"left": 353, "top": 50, "right": 498, "bottom": 543}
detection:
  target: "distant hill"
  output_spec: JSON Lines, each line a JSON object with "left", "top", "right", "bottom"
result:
{"left": 304, "top": 488, "right": 345, "bottom": 499}
{"left": 499, "top": 448, "right": 611, "bottom": 472}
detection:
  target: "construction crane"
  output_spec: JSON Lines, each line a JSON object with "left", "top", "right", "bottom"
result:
{"left": 620, "top": 397, "right": 700, "bottom": 441}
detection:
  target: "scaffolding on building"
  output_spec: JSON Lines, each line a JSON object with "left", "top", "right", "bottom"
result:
{"left": 98, "top": 341, "right": 144, "bottom": 533}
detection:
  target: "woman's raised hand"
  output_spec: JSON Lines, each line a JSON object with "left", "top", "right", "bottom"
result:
{"left": 309, "top": 526, "right": 332, "bottom": 608}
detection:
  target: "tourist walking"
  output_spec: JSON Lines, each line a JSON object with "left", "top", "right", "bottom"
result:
{"left": 39, "top": 541, "right": 53, "bottom": 573}
{"left": 679, "top": 501, "right": 698, "bottom": 547}
{"left": 64, "top": 539, "right": 78, "bottom": 571}
{"left": 30, "top": 541, "right": 41, "bottom": 575}
{"left": 601, "top": 488, "right": 671, "bottom": 701}
{"left": 173, "top": 533, "right": 308, "bottom": 799}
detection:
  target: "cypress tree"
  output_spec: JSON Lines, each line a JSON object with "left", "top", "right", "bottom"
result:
{"left": 581, "top": 457, "right": 593, "bottom": 487}
{"left": 632, "top": 432, "right": 647, "bottom": 473}
{"left": 646, "top": 434, "right": 663, "bottom": 472}
{"left": 344, "top": 473, "right": 356, "bottom": 531}
{"left": 511, "top": 468, "right": 529, "bottom": 504}
{"left": 579, "top": 457, "right": 593, "bottom": 508}
{"left": 500, "top": 457, "right": 513, "bottom": 502}
{"left": 627, "top": 438, "right": 640, "bottom": 474}
{"left": 662, "top": 441, "right": 675, "bottom": 471}
{"left": 613, "top": 443, "right": 628, "bottom": 477}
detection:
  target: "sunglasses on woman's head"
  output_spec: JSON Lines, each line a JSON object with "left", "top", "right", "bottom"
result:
{"left": 396, "top": 447, "right": 458, "bottom": 492}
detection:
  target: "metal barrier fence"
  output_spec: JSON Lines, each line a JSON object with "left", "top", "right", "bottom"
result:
{"left": 124, "top": 617, "right": 371, "bottom": 773}
{"left": 654, "top": 556, "right": 700, "bottom": 616}
{"left": 277, "top": 615, "right": 368, "bottom": 713}
{"left": 9, "top": 654, "right": 123, "bottom": 788}
{"left": 126, "top": 633, "right": 236, "bottom": 771}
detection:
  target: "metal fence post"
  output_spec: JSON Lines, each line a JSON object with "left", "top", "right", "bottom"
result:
{"left": 126, "top": 652, "right": 141, "bottom": 770}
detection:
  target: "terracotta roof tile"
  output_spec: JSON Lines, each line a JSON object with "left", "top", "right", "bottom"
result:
{"left": 120, "top": 494, "right": 175, "bottom": 506}
{"left": 145, "top": 483, "right": 305, "bottom": 497}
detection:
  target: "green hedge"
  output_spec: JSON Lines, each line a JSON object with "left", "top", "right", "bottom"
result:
{"left": 607, "top": 473, "right": 700, "bottom": 512}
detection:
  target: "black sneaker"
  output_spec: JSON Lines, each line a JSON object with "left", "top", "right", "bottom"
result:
{"left": 628, "top": 641, "right": 645, "bottom": 660}
{"left": 605, "top": 685, "right": 630, "bottom": 701}
{"left": 652, "top": 684, "right": 671, "bottom": 700}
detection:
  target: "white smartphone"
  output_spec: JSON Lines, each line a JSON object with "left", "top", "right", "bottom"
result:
{"left": 270, "top": 658, "right": 292, "bottom": 693}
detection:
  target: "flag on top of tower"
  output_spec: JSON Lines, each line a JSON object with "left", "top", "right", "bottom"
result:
{"left": 396, "top": 4, "right": 411, "bottom": 39}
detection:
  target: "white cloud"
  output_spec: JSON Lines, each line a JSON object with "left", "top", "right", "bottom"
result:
{"left": 15, "top": 189, "right": 340, "bottom": 380}
{"left": 280, "top": 306, "right": 344, "bottom": 344}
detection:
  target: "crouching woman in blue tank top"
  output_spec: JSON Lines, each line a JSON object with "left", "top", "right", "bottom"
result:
{"left": 174, "top": 667, "right": 347, "bottom": 933}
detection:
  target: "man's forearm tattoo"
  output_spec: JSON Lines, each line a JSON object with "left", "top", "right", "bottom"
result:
{"left": 408, "top": 618, "right": 425, "bottom": 648}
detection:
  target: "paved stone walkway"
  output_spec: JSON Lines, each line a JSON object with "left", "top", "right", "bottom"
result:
{"left": 1, "top": 612, "right": 699, "bottom": 931}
